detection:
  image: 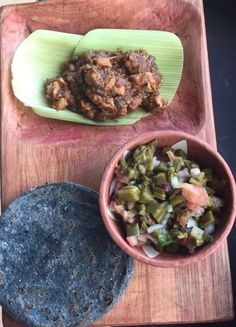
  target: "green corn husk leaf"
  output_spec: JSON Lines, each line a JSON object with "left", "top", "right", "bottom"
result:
{"left": 12, "top": 28, "right": 183, "bottom": 126}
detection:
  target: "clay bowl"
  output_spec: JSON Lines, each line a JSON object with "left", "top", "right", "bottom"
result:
{"left": 99, "top": 131, "right": 236, "bottom": 267}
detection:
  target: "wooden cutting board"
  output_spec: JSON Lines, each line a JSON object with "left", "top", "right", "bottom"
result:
{"left": 0, "top": 0, "right": 234, "bottom": 326}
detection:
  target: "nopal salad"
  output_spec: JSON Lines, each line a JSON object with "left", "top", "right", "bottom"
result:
{"left": 109, "top": 140, "right": 224, "bottom": 258}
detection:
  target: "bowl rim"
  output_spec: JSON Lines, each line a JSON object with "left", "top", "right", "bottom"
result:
{"left": 99, "top": 130, "right": 236, "bottom": 267}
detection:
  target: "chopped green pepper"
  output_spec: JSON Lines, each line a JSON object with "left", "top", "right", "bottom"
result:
{"left": 156, "top": 162, "right": 168, "bottom": 172}
{"left": 158, "top": 233, "right": 174, "bottom": 247}
{"left": 153, "top": 172, "right": 167, "bottom": 185}
{"left": 169, "top": 189, "right": 180, "bottom": 200}
{"left": 184, "top": 159, "right": 199, "bottom": 170}
{"left": 133, "top": 146, "right": 147, "bottom": 163}
{"left": 173, "top": 157, "right": 184, "bottom": 172}
{"left": 137, "top": 203, "right": 146, "bottom": 216}
{"left": 146, "top": 148, "right": 155, "bottom": 172}
{"left": 120, "top": 158, "right": 128, "bottom": 172}
{"left": 199, "top": 210, "right": 215, "bottom": 228}
{"left": 205, "top": 187, "right": 215, "bottom": 196}
{"left": 127, "top": 167, "right": 138, "bottom": 180}
{"left": 190, "top": 226, "right": 204, "bottom": 246}
{"left": 179, "top": 208, "right": 191, "bottom": 218}
{"left": 147, "top": 140, "right": 158, "bottom": 151}
{"left": 166, "top": 167, "right": 175, "bottom": 182}
{"left": 140, "top": 186, "right": 154, "bottom": 204}
{"left": 170, "top": 229, "right": 187, "bottom": 240}
{"left": 189, "top": 172, "right": 206, "bottom": 186}
{"left": 175, "top": 149, "right": 187, "bottom": 160}
{"left": 202, "top": 168, "right": 213, "bottom": 181}
{"left": 151, "top": 230, "right": 160, "bottom": 239}
{"left": 118, "top": 185, "right": 140, "bottom": 202}
{"left": 140, "top": 221, "right": 148, "bottom": 233}
{"left": 166, "top": 204, "right": 173, "bottom": 213}
{"left": 203, "top": 231, "right": 213, "bottom": 243}
{"left": 170, "top": 195, "right": 185, "bottom": 207}
{"left": 152, "top": 186, "right": 166, "bottom": 201}
{"left": 138, "top": 164, "right": 146, "bottom": 175}
{"left": 127, "top": 223, "right": 139, "bottom": 236}
{"left": 142, "top": 176, "right": 151, "bottom": 186}
{"left": 146, "top": 201, "right": 167, "bottom": 223}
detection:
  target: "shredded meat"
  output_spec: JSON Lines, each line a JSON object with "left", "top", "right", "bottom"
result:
{"left": 45, "top": 50, "right": 166, "bottom": 121}
{"left": 45, "top": 77, "right": 74, "bottom": 110}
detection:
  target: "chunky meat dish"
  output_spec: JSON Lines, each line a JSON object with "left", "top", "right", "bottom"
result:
{"left": 45, "top": 50, "right": 166, "bottom": 121}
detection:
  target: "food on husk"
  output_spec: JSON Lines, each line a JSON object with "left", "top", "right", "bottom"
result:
{"left": 45, "top": 50, "right": 165, "bottom": 121}
{"left": 11, "top": 29, "right": 183, "bottom": 125}
{"left": 109, "top": 140, "right": 224, "bottom": 258}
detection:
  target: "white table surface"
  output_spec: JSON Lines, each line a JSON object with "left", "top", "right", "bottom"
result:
{"left": 0, "top": 0, "right": 36, "bottom": 4}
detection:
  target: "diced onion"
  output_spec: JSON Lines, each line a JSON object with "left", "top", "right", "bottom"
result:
{"left": 177, "top": 168, "right": 190, "bottom": 179}
{"left": 127, "top": 236, "right": 138, "bottom": 247}
{"left": 191, "top": 226, "right": 204, "bottom": 238}
{"left": 142, "top": 245, "right": 160, "bottom": 258}
{"left": 204, "top": 224, "right": 215, "bottom": 234}
{"left": 177, "top": 177, "right": 186, "bottom": 185}
{"left": 107, "top": 208, "right": 118, "bottom": 221}
{"left": 166, "top": 150, "right": 176, "bottom": 161}
{"left": 137, "top": 234, "right": 148, "bottom": 242}
{"left": 190, "top": 168, "right": 201, "bottom": 177}
{"left": 171, "top": 176, "right": 179, "bottom": 189}
{"left": 161, "top": 213, "right": 171, "bottom": 226}
{"left": 137, "top": 233, "right": 158, "bottom": 244}
{"left": 212, "top": 196, "right": 224, "bottom": 208}
{"left": 166, "top": 204, "right": 173, "bottom": 213}
{"left": 147, "top": 224, "right": 163, "bottom": 233}
{"left": 109, "top": 178, "right": 117, "bottom": 196}
{"left": 191, "top": 207, "right": 205, "bottom": 217}
{"left": 187, "top": 217, "right": 197, "bottom": 228}
{"left": 152, "top": 156, "right": 160, "bottom": 168}
{"left": 171, "top": 140, "right": 188, "bottom": 154}
{"left": 161, "top": 228, "right": 170, "bottom": 235}
{"left": 123, "top": 150, "right": 131, "bottom": 160}
{"left": 149, "top": 238, "right": 158, "bottom": 245}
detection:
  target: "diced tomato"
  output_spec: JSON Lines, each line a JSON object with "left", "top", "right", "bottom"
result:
{"left": 115, "top": 181, "right": 124, "bottom": 194}
{"left": 126, "top": 236, "right": 138, "bottom": 247}
{"left": 186, "top": 201, "right": 202, "bottom": 212}
{"left": 113, "top": 167, "right": 121, "bottom": 175}
{"left": 158, "top": 153, "right": 169, "bottom": 162}
{"left": 177, "top": 215, "right": 188, "bottom": 227}
{"left": 117, "top": 174, "right": 129, "bottom": 184}
{"left": 113, "top": 167, "right": 129, "bottom": 184}
{"left": 184, "top": 237, "right": 196, "bottom": 254}
{"left": 178, "top": 237, "right": 188, "bottom": 246}
{"left": 166, "top": 150, "right": 176, "bottom": 161}
{"left": 160, "top": 184, "right": 171, "bottom": 192}
{"left": 181, "top": 183, "right": 208, "bottom": 207}
{"left": 143, "top": 233, "right": 156, "bottom": 241}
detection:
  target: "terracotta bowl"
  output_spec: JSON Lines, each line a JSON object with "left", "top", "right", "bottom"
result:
{"left": 99, "top": 131, "right": 236, "bottom": 267}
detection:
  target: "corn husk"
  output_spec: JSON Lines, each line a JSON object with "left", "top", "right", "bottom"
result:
{"left": 12, "top": 28, "right": 183, "bottom": 125}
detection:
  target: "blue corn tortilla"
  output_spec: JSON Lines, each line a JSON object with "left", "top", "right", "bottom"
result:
{"left": 0, "top": 182, "right": 134, "bottom": 327}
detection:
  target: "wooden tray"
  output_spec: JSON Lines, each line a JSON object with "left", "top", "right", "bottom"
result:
{"left": 0, "top": 0, "right": 234, "bottom": 326}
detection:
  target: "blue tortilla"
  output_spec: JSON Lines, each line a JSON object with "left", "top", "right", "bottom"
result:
{"left": 0, "top": 182, "right": 134, "bottom": 327}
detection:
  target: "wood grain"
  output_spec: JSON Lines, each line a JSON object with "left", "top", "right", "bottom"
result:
{"left": 0, "top": 0, "right": 234, "bottom": 326}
